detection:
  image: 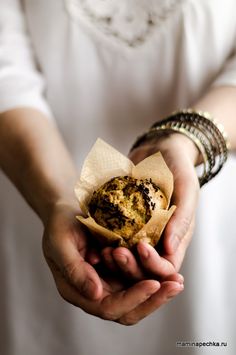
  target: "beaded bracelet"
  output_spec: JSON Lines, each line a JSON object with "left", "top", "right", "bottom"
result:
{"left": 130, "top": 109, "right": 230, "bottom": 187}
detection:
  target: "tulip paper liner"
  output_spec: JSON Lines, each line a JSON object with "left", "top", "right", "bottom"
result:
{"left": 75, "top": 138, "right": 176, "bottom": 248}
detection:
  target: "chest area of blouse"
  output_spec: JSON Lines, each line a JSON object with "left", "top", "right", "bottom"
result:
{"left": 64, "top": 0, "right": 185, "bottom": 47}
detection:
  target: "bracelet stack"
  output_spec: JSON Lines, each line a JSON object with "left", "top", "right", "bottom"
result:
{"left": 130, "top": 109, "right": 230, "bottom": 187}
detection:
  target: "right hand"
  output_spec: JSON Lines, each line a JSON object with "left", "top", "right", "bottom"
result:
{"left": 42, "top": 200, "right": 184, "bottom": 325}
{"left": 102, "top": 132, "right": 199, "bottom": 287}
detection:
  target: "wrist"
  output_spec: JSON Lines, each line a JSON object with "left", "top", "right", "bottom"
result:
{"left": 22, "top": 163, "right": 79, "bottom": 225}
{"left": 40, "top": 193, "right": 79, "bottom": 226}
{"left": 37, "top": 178, "right": 80, "bottom": 225}
{"left": 131, "top": 108, "right": 229, "bottom": 187}
{"left": 171, "top": 133, "right": 202, "bottom": 166}
{"left": 145, "top": 132, "right": 201, "bottom": 166}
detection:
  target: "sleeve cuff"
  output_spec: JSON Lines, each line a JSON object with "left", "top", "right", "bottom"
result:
{"left": 0, "top": 93, "right": 54, "bottom": 121}
{"left": 212, "top": 51, "right": 236, "bottom": 88}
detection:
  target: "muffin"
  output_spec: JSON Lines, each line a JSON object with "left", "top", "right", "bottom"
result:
{"left": 88, "top": 175, "right": 168, "bottom": 248}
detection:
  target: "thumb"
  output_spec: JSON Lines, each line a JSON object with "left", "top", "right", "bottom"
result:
{"left": 48, "top": 238, "right": 103, "bottom": 301}
{"left": 163, "top": 171, "right": 199, "bottom": 254}
{"left": 128, "top": 146, "right": 152, "bottom": 165}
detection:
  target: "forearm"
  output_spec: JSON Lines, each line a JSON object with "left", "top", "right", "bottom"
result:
{"left": 0, "top": 108, "right": 78, "bottom": 224}
{"left": 193, "top": 85, "right": 236, "bottom": 151}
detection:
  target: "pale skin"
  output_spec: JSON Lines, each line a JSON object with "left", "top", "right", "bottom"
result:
{"left": 0, "top": 86, "right": 235, "bottom": 325}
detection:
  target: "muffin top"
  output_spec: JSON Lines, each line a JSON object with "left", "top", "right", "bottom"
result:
{"left": 88, "top": 175, "right": 167, "bottom": 246}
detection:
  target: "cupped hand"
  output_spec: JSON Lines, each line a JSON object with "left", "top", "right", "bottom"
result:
{"left": 102, "top": 132, "right": 200, "bottom": 280}
{"left": 42, "top": 200, "right": 184, "bottom": 325}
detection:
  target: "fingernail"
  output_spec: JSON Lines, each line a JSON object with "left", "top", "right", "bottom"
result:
{"left": 116, "top": 254, "right": 128, "bottom": 266}
{"left": 91, "top": 256, "right": 100, "bottom": 265}
{"left": 104, "top": 253, "right": 113, "bottom": 264}
{"left": 178, "top": 276, "right": 184, "bottom": 285}
{"left": 170, "top": 235, "right": 180, "bottom": 253}
{"left": 167, "top": 285, "right": 184, "bottom": 299}
{"left": 138, "top": 242, "right": 150, "bottom": 259}
{"left": 150, "top": 282, "right": 161, "bottom": 295}
{"left": 178, "top": 284, "right": 184, "bottom": 291}
{"left": 146, "top": 281, "right": 160, "bottom": 297}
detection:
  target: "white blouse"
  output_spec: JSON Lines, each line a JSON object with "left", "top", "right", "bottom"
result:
{"left": 0, "top": 1, "right": 236, "bottom": 354}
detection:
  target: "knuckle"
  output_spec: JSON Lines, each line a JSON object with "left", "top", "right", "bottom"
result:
{"left": 62, "top": 261, "right": 79, "bottom": 283}
{"left": 118, "top": 314, "right": 140, "bottom": 326}
{"left": 100, "top": 302, "right": 118, "bottom": 321}
{"left": 100, "top": 308, "right": 117, "bottom": 322}
{"left": 177, "top": 216, "right": 191, "bottom": 239}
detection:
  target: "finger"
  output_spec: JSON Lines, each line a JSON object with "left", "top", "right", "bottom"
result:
{"left": 46, "top": 232, "right": 103, "bottom": 301}
{"left": 137, "top": 241, "right": 176, "bottom": 278}
{"left": 118, "top": 281, "right": 184, "bottom": 325}
{"left": 102, "top": 247, "right": 120, "bottom": 273}
{"left": 165, "top": 273, "right": 184, "bottom": 284}
{"left": 47, "top": 258, "right": 101, "bottom": 312}
{"left": 86, "top": 248, "right": 101, "bottom": 265}
{"left": 164, "top": 170, "right": 199, "bottom": 254}
{"left": 51, "top": 262, "right": 160, "bottom": 322}
{"left": 162, "top": 218, "right": 195, "bottom": 272}
{"left": 112, "top": 247, "right": 145, "bottom": 281}
{"left": 98, "top": 280, "right": 160, "bottom": 321}
{"left": 99, "top": 275, "right": 125, "bottom": 293}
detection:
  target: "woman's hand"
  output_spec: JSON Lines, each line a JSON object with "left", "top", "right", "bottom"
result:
{"left": 0, "top": 108, "right": 184, "bottom": 325}
{"left": 42, "top": 200, "right": 184, "bottom": 325}
{"left": 102, "top": 133, "right": 200, "bottom": 280}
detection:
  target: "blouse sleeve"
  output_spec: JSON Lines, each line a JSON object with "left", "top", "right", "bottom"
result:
{"left": 0, "top": 0, "right": 53, "bottom": 118}
{"left": 212, "top": 49, "right": 236, "bottom": 88}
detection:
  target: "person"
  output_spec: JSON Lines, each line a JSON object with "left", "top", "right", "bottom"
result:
{"left": 0, "top": 0, "right": 236, "bottom": 354}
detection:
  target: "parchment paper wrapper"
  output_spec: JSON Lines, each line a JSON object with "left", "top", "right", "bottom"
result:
{"left": 75, "top": 139, "right": 176, "bottom": 248}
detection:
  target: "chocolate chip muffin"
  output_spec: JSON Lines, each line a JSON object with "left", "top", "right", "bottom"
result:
{"left": 88, "top": 176, "right": 167, "bottom": 247}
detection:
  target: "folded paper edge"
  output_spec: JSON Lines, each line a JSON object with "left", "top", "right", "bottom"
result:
{"left": 76, "top": 215, "right": 122, "bottom": 245}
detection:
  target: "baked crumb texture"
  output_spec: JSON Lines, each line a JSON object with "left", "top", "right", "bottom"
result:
{"left": 88, "top": 176, "right": 167, "bottom": 246}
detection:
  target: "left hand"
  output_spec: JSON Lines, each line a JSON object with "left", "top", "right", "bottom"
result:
{"left": 96, "top": 132, "right": 200, "bottom": 281}
{"left": 43, "top": 200, "right": 184, "bottom": 325}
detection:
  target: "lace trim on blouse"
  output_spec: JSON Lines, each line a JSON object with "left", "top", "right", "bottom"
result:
{"left": 64, "top": 0, "right": 185, "bottom": 47}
